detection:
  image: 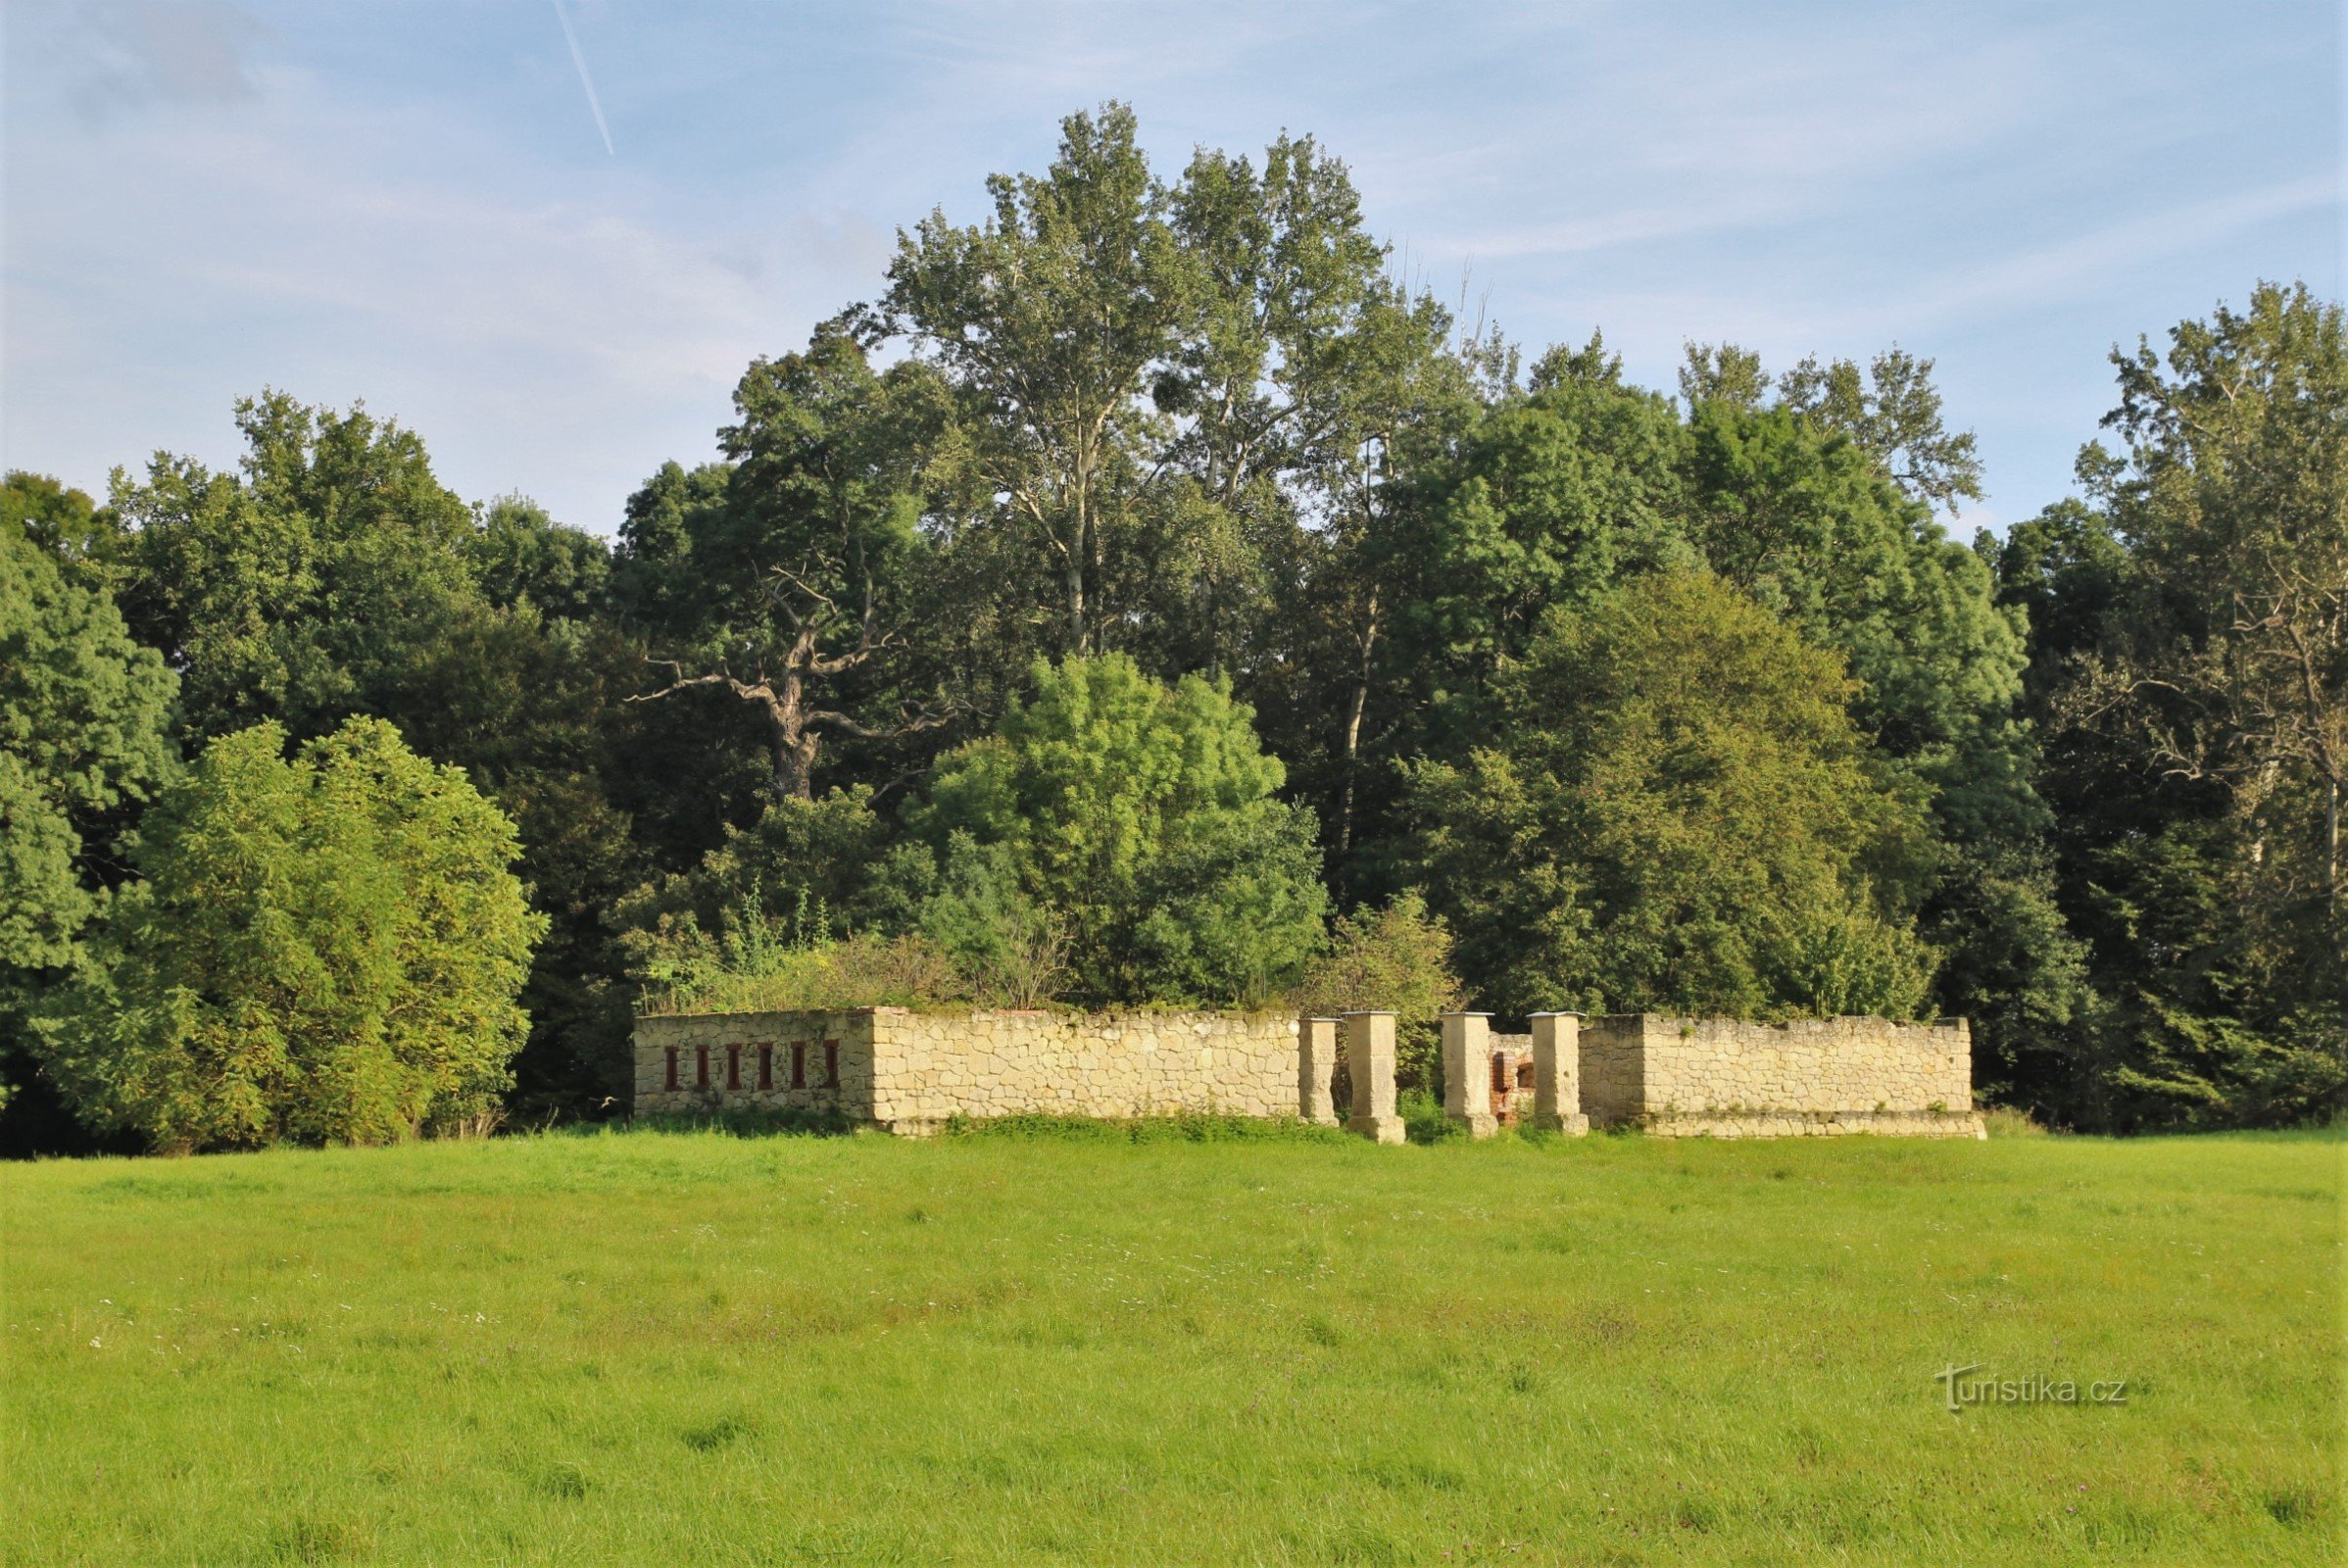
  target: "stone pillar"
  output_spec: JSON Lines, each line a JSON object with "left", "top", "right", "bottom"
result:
{"left": 1342, "top": 1011, "right": 1405, "bottom": 1144}
{"left": 1530, "top": 1011, "right": 1589, "bottom": 1135}
{"left": 1440, "top": 1011, "right": 1498, "bottom": 1138}
{"left": 1298, "top": 1017, "right": 1341, "bottom": 1126}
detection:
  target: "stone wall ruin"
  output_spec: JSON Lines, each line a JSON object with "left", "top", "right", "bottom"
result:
{"left": 633, "top": 1005, "right": 1982, "bottom": 1140}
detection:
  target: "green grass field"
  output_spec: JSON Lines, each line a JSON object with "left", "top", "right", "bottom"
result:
{"left": 4, "top": 1120, "right": 2339, "bottom": 1565}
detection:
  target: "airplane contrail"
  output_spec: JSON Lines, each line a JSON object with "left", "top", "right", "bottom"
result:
{"left": 551, "top": 0, "right": 614, "bottom": 157}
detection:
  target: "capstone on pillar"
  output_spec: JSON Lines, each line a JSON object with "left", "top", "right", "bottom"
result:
{"left": 1530, "top": 1011, "right": 1590, "bottom": 1135}
{"left": 1440, "top": 1011, "right": 1498, "bottom": 1138}
{"left": 1341, "top": 1011, "right": 1405, "bottom": 1144}
{"left": 1298, "top": 1016, "right": 1341, "bottom": 1126}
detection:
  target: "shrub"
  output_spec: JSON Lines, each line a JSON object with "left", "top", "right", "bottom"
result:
{"left": 36, "top": 718, "right": 544, "bottom": 1150}
{"left": 1289, "top": 893, "right": 1464, "bottom": 1092}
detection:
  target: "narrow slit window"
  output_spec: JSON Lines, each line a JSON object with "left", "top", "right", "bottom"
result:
{"left": 664, "top": 1046, "right": 679, "bottom": 1092}
{"left": 757, "top": 1044, "right": 773, "bottom": 1091}
{"left": 823, "top": 1040, "right": 840, "bottom": 1087}
{"left": 695, "top": 1045, "right": 709, "bottom": 1089}
{"left": 791, "top": 1042, "right": 806, "bottom": 1090}
{"left": 1490, "top": 1053, "right": 1509, "bottom": 1097}
{"left": 726, "top": 1044, "right": 742, "bottom": 1091}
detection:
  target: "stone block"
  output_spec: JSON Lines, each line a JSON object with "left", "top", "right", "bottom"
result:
{"left": 1342, "top": 1011, "right": 1400, "bottom": 1142}
{"left": 1440, "top": 1012, "right": 1496, "bottom": 1138}
{"left": 1298, "top": 1018, "right": 1340, "bottom": 1125}
{"left": 1529, "top": 1011, "right": 1588, "bottom": 1135}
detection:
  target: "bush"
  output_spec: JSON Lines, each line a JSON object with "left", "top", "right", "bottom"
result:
{"left": 1288, "top": 893, "right": 1464, "bottom": 1093}
{"left": 636, "top": 919, "right": 971, "bottom": 1016}
{"left": 36, "top": 718, "right": 544, "bottom": 1151}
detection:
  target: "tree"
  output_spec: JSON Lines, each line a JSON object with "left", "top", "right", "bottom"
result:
{"left": 1380, "top": 374, "right": 1692, "bottom": 752}
{"left": 467, "top": 495, "right": 611, "bottom": 622}
{"left": 1681, "top": 402, "right": 2032, "bottom": 841}
{"left": 1678, "top": 341, "right": 1769, "bottom": 411}
{"left": 1289, "top": 892, "right": 1463, "bottom": 1090}
{"left": 1407, "top": 570, "right": 1939, "bottom": 1020}
{"left": 0, "top": 519, "right": 177, "bottom": 975}
{"left": 914, "top": 654, "right": 1328, "bottom": 1004}
{"left": 2008, "top": 282, "right": 2348, "bottom": 1129}
{"left": 615, "top": 785, "right": 932, "bottom": 967}
{"left": 36, "top": 718, "right": 544, "bottom": 1151}
{"left": 1679, "top": 341, "right": 1984, "bottom": 513}
{"left": 110, "top": 392, "right": 481, "bottom": 742}
{"left": 0, "top": 514, "right": 177, "bottom": 1138}
{"left": 1777, "top": 346, "right": 1983, "bottom": 513}
{"left": 626, "top": 325, "right": 954, "bottom": 801}
{"left": 882, "top": 104, "right": 1198, "bottom": 656}
{"left": 2084, "top": 281, "right": 2345, "bottom": 949}
{"left": 2, "top": 471, "right": 132, "bottom": 595}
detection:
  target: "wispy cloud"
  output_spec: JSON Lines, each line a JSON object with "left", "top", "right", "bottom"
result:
{"left": 73, "top": 0, "right": 268, "bottom": 120}
{"left": 4, "top": 0, "right": 2337, "bottom": 533}
{"left": 1883, "top": 175, "right": 2340, "bottom": 329}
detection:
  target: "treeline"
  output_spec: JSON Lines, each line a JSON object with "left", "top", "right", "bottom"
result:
{"left": 2, "top": 106, "right": 2339, "bottom": 1151}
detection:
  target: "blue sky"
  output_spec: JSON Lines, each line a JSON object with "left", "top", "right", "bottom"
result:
{"left": 5, "top": 1, "right": 2338, "bottom": 538}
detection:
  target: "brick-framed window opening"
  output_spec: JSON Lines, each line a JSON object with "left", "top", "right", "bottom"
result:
{"left": 823, "top": 1039, "right": 840, "bottom": 1087}
{"left": 695, "top": 1045, "right": 709, "bottom": 1090}
{"left": 664, "top": 1047, "right": 679, "bottom": 1091}
{"left": 1490, "top": 1053, "right": 1508, "bottom": 1098}
{"left": 757, "top": 1044, "right": 773, "bottom": 1091}
{"left": 790, "top": 1042, "right": 807, "bottom": 1089}
{"left": 726, "top": 1044, "right": 742, "bottom": 1091}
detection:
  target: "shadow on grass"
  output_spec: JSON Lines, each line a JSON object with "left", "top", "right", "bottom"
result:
{"left": 937, "top": 1111, "right": 1354, "bottom": 1145}
{"left": 621, "top": 1105, "right": 858, "bottom": 1139}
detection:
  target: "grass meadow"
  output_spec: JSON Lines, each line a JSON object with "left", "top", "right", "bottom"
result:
{"left": 3, "top": 1119, "right": 2339, "bottom": 1565}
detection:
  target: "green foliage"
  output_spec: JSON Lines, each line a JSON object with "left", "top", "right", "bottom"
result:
{"left": 2002, "top": 284, "right": 2348, "bottom": 1130}
{"left": 0, "top": 514, "right": 178, "bottom": 1136}
{"left": 883, "top": 103, "right": 1198, "bottom": 658}
{"left": 467, "top": 495, "right": 610, "bottom": 621}
{"left": 1289, "top": 892, "right": 1462, "bottom": 1022}
{"left": 1774, "top": 345, "right": 1984, "bottom": 513}
{"left": 12, "top": 103, "right": 2334, "bottom": 1139}
{"left": 35, "top": 718, "right": 544, "bottom": 1150}
{"left": 0, "top": 519, "right": 177, "bottom": 976}
{"left": 618, "top": 786, "right": 927, "bottom": 960}
{"left": 1683, "top": 403, "right": 2030, "bottom": 824}
{"left": 1387, "top": 376, "right": 1693, "bottom": 737}
{"left": 1289, "top": 892, "right": 1463, "bottom": 1090}
{"left": 2, "top": 470, "right": 132, "bottom": 595}
{"left": 1410, "top": 570, "right": 1938, "bottom": 1020}
{"left": 917, "top": 654, "right": 1327, "bottom": 1004}
{"left": 639, "top": 926, "right": 969, "bottom": 1018}
{"left": 614, "top": 325, "right": 952, "bottom": 800}
{"left": 110, "top": 392, "right": 481, "bottom": 741}
{"left": 915, "top": 836, "right": 1073, "bottom": 1007}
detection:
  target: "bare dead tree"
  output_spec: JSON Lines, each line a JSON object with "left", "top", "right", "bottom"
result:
{"left": 629, "top": 562, "right": 952, "bottom": 801}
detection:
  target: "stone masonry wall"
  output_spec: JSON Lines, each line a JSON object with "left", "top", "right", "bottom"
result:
{"left": 634, "top": 1006, "right": 1300, "bottom": 1134}
{"left": 635, "top": 1006, "right": 1979, "bottom": 1140}
{"left": 867, "top": 1008, "right": 1299, "bottom": 1134}
{"left": 634, "top": 1009, "right": 880, "bottom": 1119}
{"left": 1580, "top": 1014, "right": 1981, "bottom": 1138}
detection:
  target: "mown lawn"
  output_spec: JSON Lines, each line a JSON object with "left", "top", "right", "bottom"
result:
{"left": 2, "top": 1120, "right": 2338, "bottom": 1565}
